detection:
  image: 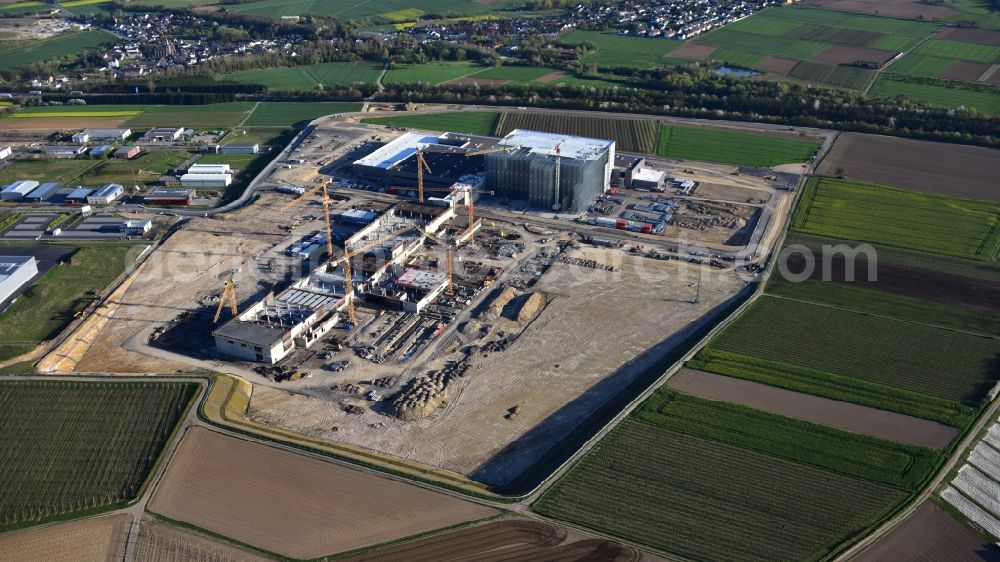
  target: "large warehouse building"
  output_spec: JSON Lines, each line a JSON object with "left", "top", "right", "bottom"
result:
{"left": 352, "top": 129, "right": 614, "bottom": 213}
{"left": 486, "top": 129, "right": 615, "bottom": 213}
{"left": 0, "top": 256, "right": 38, "bottom": 305}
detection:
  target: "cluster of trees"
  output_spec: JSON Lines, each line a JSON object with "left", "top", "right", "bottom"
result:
{"left": 377, "top": 78, "right": 998, "bottom": 147}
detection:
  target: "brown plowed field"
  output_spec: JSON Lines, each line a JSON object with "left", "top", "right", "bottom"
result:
{"left": 812, "top": 45, "right": 897, "bottom": 65}
{"left": 935, "top": 27, "right": 1000, "bottom": 46}
{"left": 136, "top": 517, "right": 274, "bottom": 562}
{"left": 0, "top": 514, "right": 129, "bottom": 562}
{"left": 939, "top": 60, "right": 991, "bottom": 82}
{"left": 671, "top": 42, "right": 718, "bottom": 61}
{"left": 754, "top": 56, "right": 800, "bottom": 76}
{"left": 535, "top": 71, "right": 569, "bottom": 83}
{"left": 782, "top": 251, "right": 1000, "bottom": 313}
{"left": 816, "top": 133, "right": 1000, "bottom": 201}
{"left": 990, "top": 70, "right": 1000, "bottom": 86}
{"left": 669, "top": 369, "right": 958, "bottom": 449}
{"left": 339, "top": 519, "right": 644, "bottom": 562}
{"left": 805, "top": 0, "right": 958, "bottom": 20}
{"left": 148, "top": 428, "right": 497, "bottom": 559}
{"left": 856, "top": 502, "right": 1000, "bottom": 561}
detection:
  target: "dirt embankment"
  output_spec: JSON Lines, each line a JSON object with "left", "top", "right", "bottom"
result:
{"left": 148, "top": 427, "right": 497, "bottom": 559}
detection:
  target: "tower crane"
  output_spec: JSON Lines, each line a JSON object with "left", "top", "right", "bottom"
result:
{"left": 213, "top": 277, "right": 239, "bottom": 323}
{"left": 552, "top": 140, "right": 564, "bottom": 211}
{"left": 281, "top": 177, "right": 334, "bottom": 259}
{"left": 417, "top": 227, "right": 456, "bottom": 291}
{"left": 335, "top": 225, "right": 416, "bottom": 326}
{"left": 418, "top": 185, "right": 494, "bottom": 241}
{"left": 416, "top": 147, "right": 432, "bottom": 203}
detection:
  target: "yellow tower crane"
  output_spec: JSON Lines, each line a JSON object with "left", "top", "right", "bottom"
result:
{"left": 418, "top": 227, "right": 455, "bottom": 291}
{"left": 213, "top": 278, "right": 239, "bottom": 323}
{"left": 281, "top": 178, "right": 335, "bottom": 259}
{"left": 337, "top": 225, "right": 415, "bottom": 326}
{"left": 416, "top": 147, "right": 432, "bottom": 203}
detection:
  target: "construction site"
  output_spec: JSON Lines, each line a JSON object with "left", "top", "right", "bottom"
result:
{"left": 36, "top": 109, "right": 800, "bottom": 490}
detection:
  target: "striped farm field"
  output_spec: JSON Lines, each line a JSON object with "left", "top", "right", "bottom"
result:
{"left": 496, "top": 112, "right": 659, "bottom": 153}
{"left": 636, "top": 390, "right": 942, "bottom": 490}
{"left": 561, "top": 30, "right": 682, "bottom": 68}
{"left": 788, "top": 60, "right": 876, "bottom": 90}
{"left": 914, "top": 39, "right": 1000, "bottom": 64}
{"left": 0, "top": 381, "right": 197, "bottom": 531}
{"left": 887, "top": 53, "right": 954, "bottom": 78}
{"left": 710, "top": 296, "right": 1000, "bottom": 405}
{"left": 656, "top": 124, "right": 819, "bottom": 167}
{"left": 792, "top": 177, "right": 1000, "bottom": 261}
{"left": 535, "top": 418, "right": 907, "bottom": 562}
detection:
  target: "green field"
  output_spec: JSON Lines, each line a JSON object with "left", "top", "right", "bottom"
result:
{"left": 869, "top": 77, "right": 1000, "bottom": 115}
{"left": 697, "top": 28, "right": 828, "bottom": 59}
{"left": 196, "top": 153, "right": 257, "bottom": 168}
{"left": 384, "top": 60, "right": 485, "bottom": 84}
{"left": 0, "top": 381, "right": 196, "bottom": 531}
{"left": 886, "top": 53, "right": 955, "bottom": 78}
{"left": 535, "top": 419, "right": 907, "bottom": 562}
{"left": 752, "top": 6, "right": 939, "bottom": 36}
{"left": 0, "top": 159, "right": 101, "bottom": 185}
{"left": 224, "top": 61, "right": 383, "bottom": 91}
{"left": 768, "top": 274, "right": 1000, "bottom": 336}
{"left": 0, "top": 30, "right": 117, "bottom": 71}
{"left": 77, "top": 149, "right": 190, "bottom": 186}
{"left": 914, "top": 39, "right": 1000, "bottom": 64}
{"left": 125, "top": 102, "right": 257, "bottom": 129}
{"left": 496, "top": 112, "right": 659, "bottom": 154}
{"left": 362, "top": 111, "right": 499, "bottom": 136}
{"left": 788, "top": 60, "right": 876, "bottom": 90}
{"left": 0, "top": 245, "right": 137, "bottom": 360}
{"left": 472, "top": 65, "right": 558, "bottom": 83}
{"left": 689, "top": 347, "right": 975, "bottom": 427}
{"left": 561, "top": 30, "right": 682, "bottom": 69}
{"left": 706, "top": 48, "right": 765, "bottom": 68}
{"left": 243, "top": 102, "right": 361, "bottom": 126}
{"left": 710, "top": 296, "right": 1000, "bottom": 405}
{"left": 657, "top": 124, "right": 819, "bottom": 167}
{"left": 792, "top": 177, "right": 1000, "bottom": 261}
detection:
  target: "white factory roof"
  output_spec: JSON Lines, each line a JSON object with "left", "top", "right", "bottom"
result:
{"left": 633, "top": 168, "right": 666, "bottom": 182}
{"left": 81, "top": 128, "right": 131, "bottom": 137}
{"left": 0, "top": 255, "right": 34, "bottom": 279}
{"left": 188, "top": 163, "right": 231, "bottom": 174}
{"left": 180, "top": 173, "right": 232, "bottom": 183}
{"left": 3, "top": 180, "right": 39, "bottom": 195}
{"left": 354, "top": 132, "right": 442, "bottom": 169}
{"left": 499, "top": 129, "right": 614, "bottom": 161}
{"left": 92, "top": 183, "right": 123, "bottom": 197}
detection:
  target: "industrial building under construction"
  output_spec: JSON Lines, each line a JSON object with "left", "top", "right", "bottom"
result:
{"left": 352, "top": 129, "right": 615, "bottom": 213}
{"left": 212, "top": 198, "right": 457, "bottom": 364}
